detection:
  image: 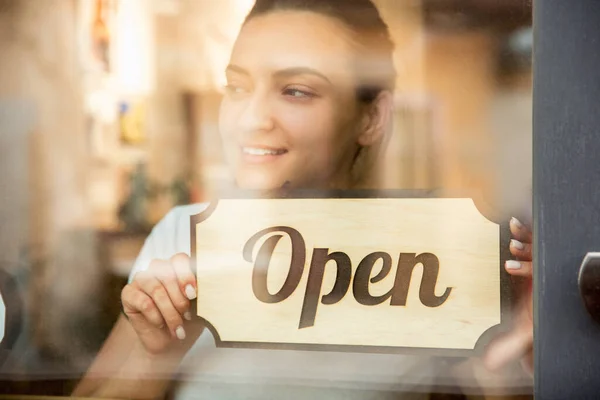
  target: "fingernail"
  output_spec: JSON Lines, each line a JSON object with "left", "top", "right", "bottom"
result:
{"left": 506, "top": 260, "right": 522, "bottom": 270}
{"left": 511, "top": 239, "right": 524, "bottom": 250}
{"left": 184, "top": 311, "right": 192, "bottom": 321}
{"left": 185, "top": 284, "right": 197, "bottom": 300}
{"left": 176, "top": 326, "right": 186, "bottom": 340}
{"left": 511, "top": 217, "right": 523, "bottom": 229}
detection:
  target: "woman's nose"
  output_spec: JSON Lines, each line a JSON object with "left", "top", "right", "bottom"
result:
{"left": 237, "top": 90, "right": 275, "bottom": 133}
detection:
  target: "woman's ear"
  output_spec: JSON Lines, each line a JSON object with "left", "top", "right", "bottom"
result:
{"left": 357, "top": 90, "right": 394, "bottom": 147}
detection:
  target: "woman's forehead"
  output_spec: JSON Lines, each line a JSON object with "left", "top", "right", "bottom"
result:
{"left": 229, "top": 10, "right": 358, "bottom": 82}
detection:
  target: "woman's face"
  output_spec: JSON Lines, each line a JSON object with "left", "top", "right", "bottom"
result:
{"left": 219, "top": 10, "right": 369, "bottom": 190}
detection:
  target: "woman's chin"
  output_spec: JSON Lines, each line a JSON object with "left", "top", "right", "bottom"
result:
{"left": 234, "top": 174, "right": 291, "bottom": 191}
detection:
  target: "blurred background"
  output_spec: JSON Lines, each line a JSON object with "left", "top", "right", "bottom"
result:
{"left": 0, "top": 0, "right": 532, "bottom": 396}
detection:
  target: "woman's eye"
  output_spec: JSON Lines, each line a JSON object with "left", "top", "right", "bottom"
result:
{"left": 283, "top": 87, "right": 316, "bottom": 99}
{"left": 225, "top": 84, "right": 247, "bottom": 95}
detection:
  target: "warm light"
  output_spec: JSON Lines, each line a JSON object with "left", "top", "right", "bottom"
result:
{"left": 113, "top": 0, "right": 155, "bottom": 96}
{"left": 208, "top": 0, "right": 255, "bottom": 92}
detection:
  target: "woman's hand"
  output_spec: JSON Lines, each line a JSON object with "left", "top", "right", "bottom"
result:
{"left": 483, "top": 217, "right": 533, "bottom": 375}
{"left": 121, "top": 253, "right": 202, "bottom": 355}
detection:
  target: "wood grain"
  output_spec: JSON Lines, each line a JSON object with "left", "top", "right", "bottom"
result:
{"left": 193, "top": 196, "right": 501, "bottom": 354}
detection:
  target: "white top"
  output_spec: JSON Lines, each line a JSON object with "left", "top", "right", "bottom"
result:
{"left": 129, "top": 203, "right": 440, "bottom": 400}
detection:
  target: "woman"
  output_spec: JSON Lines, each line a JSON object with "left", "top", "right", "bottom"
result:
{"left": 74, "top": 0, "right": 533, "bottom": 398}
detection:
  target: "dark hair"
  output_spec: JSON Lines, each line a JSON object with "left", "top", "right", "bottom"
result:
{"left": 244, "top": 0, "right": 397, "bottom": 103}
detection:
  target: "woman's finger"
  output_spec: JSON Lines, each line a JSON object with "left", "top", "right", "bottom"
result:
{"left": 150, "top": 259, "right": 191, "bottom": 320}
{"left": 121, "top": 284, "right": 165, "bottom": 328}
{"left": 510, "top": 217, "right": 533, "bottom": 243}
{"left": 135, "top": 270, "right": 186, "bottom": 340}
{"left": 505, "top": 260, "right": 532, "bottom": 278}
{"left": 170, "top": 253, "right": 197, "bottom": 301}
{"left": 510, "top": 239, "right": 532, "bottom": 261}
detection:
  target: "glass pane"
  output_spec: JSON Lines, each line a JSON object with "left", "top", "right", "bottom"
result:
{"left": 0, "top": 0, "right": 533, "bottom": 398}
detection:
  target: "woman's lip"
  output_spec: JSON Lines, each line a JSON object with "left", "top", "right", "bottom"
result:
{"left": 239, "top": 146, "right": 288, "bottom": 163}
{"left": 240, "top": 146, "right": 288, "bottom": 156}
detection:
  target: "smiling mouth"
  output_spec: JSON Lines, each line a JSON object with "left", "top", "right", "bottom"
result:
{"left": 241, "top": 147, "right": 288, "bottom": 156}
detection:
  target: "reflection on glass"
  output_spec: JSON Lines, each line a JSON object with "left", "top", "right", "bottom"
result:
{"left": 0, "top": 0, "right": 532, "bottom": 398}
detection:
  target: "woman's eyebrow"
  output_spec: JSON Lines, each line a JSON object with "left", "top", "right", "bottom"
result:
{"left": 273, "top": 67, "right": 331, "bottom": 84}
{"left": 225, "top": 64, "right": 332, "bottom": 84}
{"left": 225, "top": 64, "right": 249, "bottom": 76}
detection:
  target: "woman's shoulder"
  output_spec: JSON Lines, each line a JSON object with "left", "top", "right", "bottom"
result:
{"left": 163, "top": 202, "right": 211, "bottom": 221}
{"left": 151, "top": 202, "right": 211, "bottom": 249}
{"left": 152, "top": 202, "right": 211, "bottom": 235}
{"left": 128, "top": 202, "right": 211, "bottom": 281}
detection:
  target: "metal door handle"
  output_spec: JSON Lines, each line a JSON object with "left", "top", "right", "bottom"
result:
{"left": 578, "top": 252, "right": 600, "bottom": 323}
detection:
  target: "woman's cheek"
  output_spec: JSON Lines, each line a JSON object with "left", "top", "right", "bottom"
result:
{"left": 277, "top": 102, "right": 336, "bottom": 146}
{"left": 218, "top": 102, "right": 242, "bottom": 160}
{"left": 218, "top": 100, "right": 237, "bottom": 140}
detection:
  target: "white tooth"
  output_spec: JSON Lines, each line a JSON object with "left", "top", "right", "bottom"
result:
{"left": 243, "top": 147, "right": 282, "bottom": 156}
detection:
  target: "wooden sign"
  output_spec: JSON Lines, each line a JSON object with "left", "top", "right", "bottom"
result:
{"left": 192, "top": 191, "right": 507, "bottom": 356}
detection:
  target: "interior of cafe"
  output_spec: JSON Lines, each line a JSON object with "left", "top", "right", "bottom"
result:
{"left": 0, "top": 0, "right": 532, "bottom": 397}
